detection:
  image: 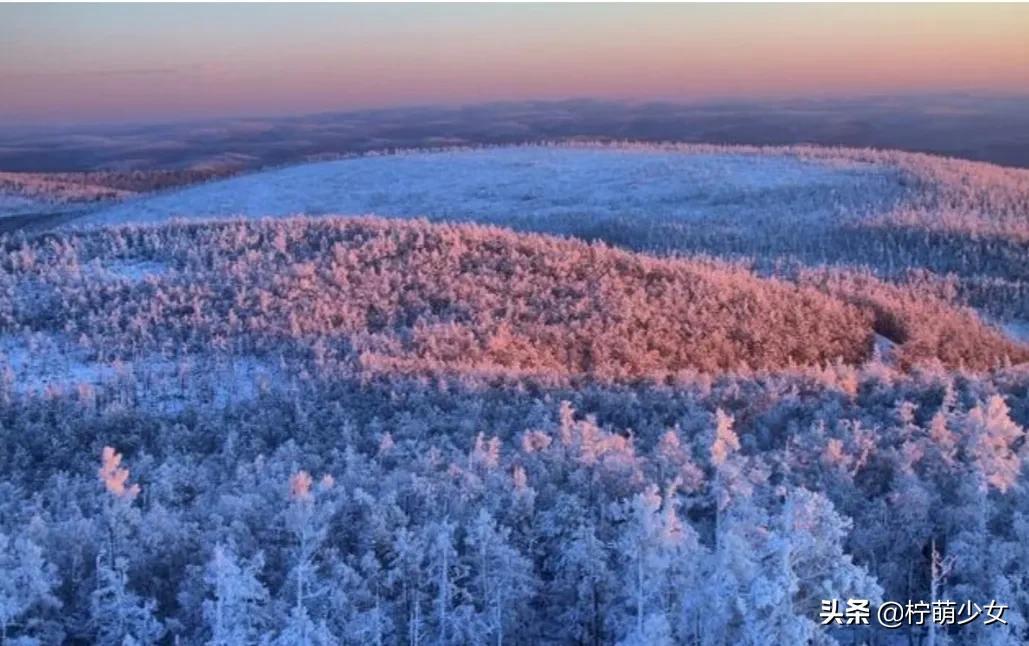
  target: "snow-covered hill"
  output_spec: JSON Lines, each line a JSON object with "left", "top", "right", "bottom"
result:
{"left": 71, "top": 143, "right": 1029, "bottom": 322}
{"left": 3, "top": 145, "right": 1028, "bottom": 646}
{"left": 76, "top": 145, "right": 904, "bottom": 228}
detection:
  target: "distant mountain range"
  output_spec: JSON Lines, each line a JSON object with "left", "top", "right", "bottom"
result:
{"left": 2, "top": 94, "right": 1028, "bottom": 173}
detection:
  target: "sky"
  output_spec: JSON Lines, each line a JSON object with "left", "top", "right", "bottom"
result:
{"left": 2, "top": 3, "right": 1028, "bottom": 125}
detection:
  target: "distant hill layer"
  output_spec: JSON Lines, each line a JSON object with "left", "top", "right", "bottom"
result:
{"left": 2, "top": 217, "right": 1023, "bottom": 386}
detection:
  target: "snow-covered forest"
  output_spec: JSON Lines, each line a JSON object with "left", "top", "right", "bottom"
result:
{"left": 0, "top": 144, "right": 1027, "bottom": 644}
{"left": 1, "top": 333, "right": 1028, "bottom": 644}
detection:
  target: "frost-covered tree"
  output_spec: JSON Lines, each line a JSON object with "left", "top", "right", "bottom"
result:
{"left": 202, "top": 544, "right": 268, "bottom": 645}
{"left": 962, "top": 395, "right": 1024, "bottom": 493}
{"left": 463, "top": 508, "right": 534, "bottom": 646}
{"left": 90, "top": 556, "right": 164, "bottom": 645}
{"left": 0, "top": 533, "right": 59, "bottom": 643}
{"left": 274, "top": 471, "right": 337, "bottom": 645}
{"left": 614, "top": 484, "right": 697, "bottom": 645}
{"left": 388, "top": 527, "right": 427, "bottom": 646}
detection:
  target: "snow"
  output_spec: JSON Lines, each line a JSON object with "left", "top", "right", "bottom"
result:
{"left": 75, "top": 146, "right": 903, "bottom": 230}
{"left": 0, "top": 331, "right": 278, "bottom": 408}
{"left": 872, "top": 333, "right": 898, "bottom": 366}
{"left": 0, "top": 332, "right": 114, "bottom": 394}
{"left": 976, "top": 309, "right": 1029, "bottom": 346}
{"left": 0, "top": 191, "right": 49, "bottom": 217}
{"left": 89, "top": 259, "right": 171, "bottom": 283}
{"left": 1002, "top": 321, "right": 1029, "bottom": 344}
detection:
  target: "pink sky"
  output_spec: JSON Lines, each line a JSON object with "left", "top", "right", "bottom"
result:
{"left": 2, "top": 4, "right": 1027, "bottom": 124}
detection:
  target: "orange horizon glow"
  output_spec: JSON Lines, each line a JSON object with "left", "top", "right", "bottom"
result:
{"left": 2, "top": 4, "right": 1028, "bottom": 124}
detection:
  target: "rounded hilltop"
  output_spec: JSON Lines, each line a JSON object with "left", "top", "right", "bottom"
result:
{"left": 2, "top": 216, "right": 1024, "bottom": 385}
